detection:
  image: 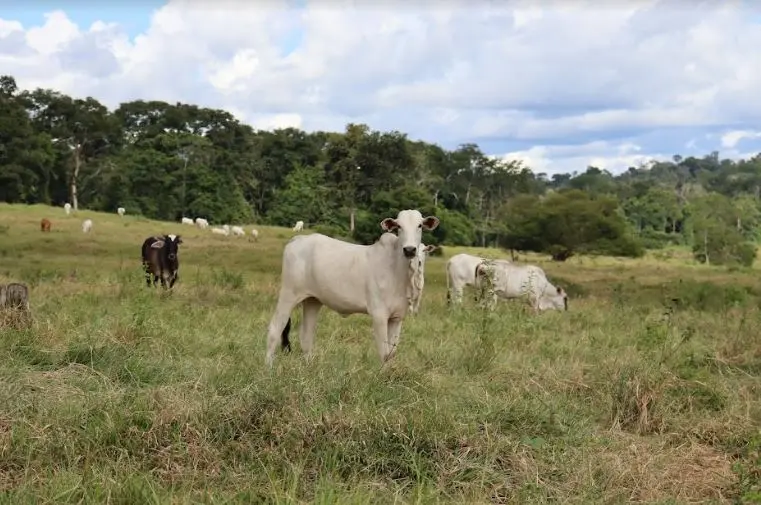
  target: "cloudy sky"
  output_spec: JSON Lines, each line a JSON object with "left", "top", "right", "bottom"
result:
{"left": 2, "top": 0, "right": 761, "bottom": 176}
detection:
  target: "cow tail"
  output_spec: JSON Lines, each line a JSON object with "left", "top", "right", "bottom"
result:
{"left": 281, "top": 317, "right": 292, "bottom": 352}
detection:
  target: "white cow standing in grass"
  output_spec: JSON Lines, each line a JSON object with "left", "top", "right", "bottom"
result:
{"left": 117, "top": 207, "right": 125, "bottom": 217}
{"left": 475, "top": 261, "right": 567, "bottom": 313}
{"left": 64, "top": 203, "right": 71, "bottom": 215}
{"left": 195, "top": 218, "right": 209, "bottom": 229}
{"left": 292, "top": 220, "right": 304, "bottom": 232}
{"left": 211, "top": 227, "right": 229, "bottom": 236}
{"left": 181, "top": 217, "right": 194, "bottom": 225}
{"left": 250, "top": 228, "right": 259, "bottom": 241}
{"left": 82, "top": 219, "right": 93, "bottom": 233}
{"left": 265, "top": 209, "right": 440, "bottom": 367}
{"left": 445, "top": 253, "right": 495, "bottom": 305}
{"left": 408, "top": 244, "right": 438, "bottom": 315}
{"left": 231, "top": 226, "right": 245, "bottom": 237}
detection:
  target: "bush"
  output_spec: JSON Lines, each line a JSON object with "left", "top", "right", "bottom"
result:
{"left": 691, "top": 225, "right": 757, "bottom": 268}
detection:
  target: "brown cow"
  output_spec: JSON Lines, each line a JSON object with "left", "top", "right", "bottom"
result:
{"left": 40, "top": 218, "right": 51, "bottom": 232}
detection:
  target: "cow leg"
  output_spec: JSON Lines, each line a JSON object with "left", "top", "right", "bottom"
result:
{"left": 265, "top": 293, "right": 302, "bottom": 367}
{"left": 299, "top": 297, "right": 322, "bottom": 360}
{"left": 143, "top": 264, "right": 152, "bottom": 287}
{"left": 386, "top": 317, "right": 403, "bottom": 360}
{"left": 372, "top": 316, "right": 391, "bottom": 363}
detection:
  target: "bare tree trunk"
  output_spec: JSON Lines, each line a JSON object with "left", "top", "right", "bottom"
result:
{"left": 349, "top": 207, "right": 355, "bottom": 232}
{"left": 71, "top": 143, "right": 81, "bottom": 211}
{"left": 737, "top": 216, "right": 742, "bottom": 232}
{"left": 704, "top": 230, "right": 709, "bottom": 266}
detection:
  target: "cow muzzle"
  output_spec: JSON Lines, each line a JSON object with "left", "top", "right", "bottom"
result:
{"left": 402, "top": 246, "right": 417, "bottom": 258}
{"left": 168, "top": 253, "right": 177, "bottom": 260}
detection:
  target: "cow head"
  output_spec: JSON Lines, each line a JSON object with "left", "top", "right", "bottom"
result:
{"left": 417, "top": 244, "right": 438, "bottom": 268}
{"left": 538, "top": 286, "right": 568, "bottom": 311}
{"left": 380, "top": 209, "right": 440, "bottom": 259}
{"left": 151, "top": 234, "right": 183, "bottom": 261}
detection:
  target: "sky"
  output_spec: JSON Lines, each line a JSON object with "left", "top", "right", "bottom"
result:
{"left": 2, "top": 0, "right": 761, "bottom": 177}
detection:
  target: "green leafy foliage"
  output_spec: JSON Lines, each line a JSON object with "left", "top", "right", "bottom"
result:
{"left": 499, "top": 190, "right": 644, "bottom": 260}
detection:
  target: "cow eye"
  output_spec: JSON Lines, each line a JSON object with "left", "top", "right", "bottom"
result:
{"left": 418, "top": 224, "right": 422, "bottom": 228}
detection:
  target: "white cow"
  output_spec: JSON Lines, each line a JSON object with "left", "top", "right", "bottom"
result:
{"left": 222, "top": 224, "right": 230, "bottom": 234}
{"left": 292, "top": 220, "right": 304, "bottom": 232}
{"left": 446, "top": 253, "right": 491, "bottom": 305}
{"left": 195, "top": 218, "right": 209, "bottom": 229}
{"left": 250, "top": 228, "right": 259, "bottom": 241}
{"left": 117, "top": 207, "right": 125, "bottom": 217}
{"left": 81, "top": 219, "right": 93, "bottom": 233}
{"left": 181, "top": 217, "right": 194, "bottom": 225}
{"left": 231, "top": 225, "right": 245, "bottom": 237}
{"left": 64, "top": 203, "right": 72, "bottom": 215}
{"left": 475, "top": 261, "right": 567, "bottom": 312}
{"left": 265, "top": 209, "right": 440, "bottom": 367}
{"left": 408, "top": 244, "right": 438, "bottom": 315}
{"left": 211, "top": 227, "right": 229, "bottom": 236}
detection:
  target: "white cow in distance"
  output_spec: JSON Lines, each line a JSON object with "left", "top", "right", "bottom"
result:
{"left": 231, "top": 226, "right": 245, "bottom": 237}
{"left": 292, "top": 220, "right": 304, "bottom": 232}
{"left": 64, "top": 203, "right": 72, "bottom": 215}
{"left": 117, "top": 207, "right": 125, "bottom": 216}
{"left": 446, "top": 253, "right": 491, "bottom": 305}
{"left": 195, "top": 218, "right": 209, "bottom": 229}
{"left": 475, "top": 261, "right": 567, "bottom": 313}
{"left": 181, "top": 217, "right": 194, "bottom": 225}
{"left": 211, "top": 227, "right": 229, "bottom": 236}
{"left": 408, "top": 244, "right": 438, "bottom": 315}
{"left": 81, "top": 219, "right": 93, "bottom": 233}
{"left": 265, "top": 209, "right": 440, "bottom": 367}
{"left": 250, "top": 228, "right": 259, "bottom": 241}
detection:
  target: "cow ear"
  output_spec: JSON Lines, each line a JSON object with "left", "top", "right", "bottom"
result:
{"left": 424, "top": 245, "right": 437, "bottom": 253}
{"left": 380, "top": 218, "right": 399, "bottom": 232}
{"left": 176, "top": 235, "right": 183, "bottom": 244}
{"left": 151, "top": 240, "right": 166, "bottom": 249}
{"left": 422, "top": 216, "right": 440, "bottom": 231}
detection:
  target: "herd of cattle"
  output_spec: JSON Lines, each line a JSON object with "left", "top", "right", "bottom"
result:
{"left": 262, "top": 209, "right": 568, "bottom": 367}
{"left": 3, "top": 206, "right": 569, "bottom": 367}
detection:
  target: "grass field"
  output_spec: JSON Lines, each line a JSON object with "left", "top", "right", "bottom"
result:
{"left": 1, "top": 203, "right": 760, "bottom": 504}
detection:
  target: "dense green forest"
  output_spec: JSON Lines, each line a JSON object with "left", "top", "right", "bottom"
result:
{"left": 2, "top": 74, "right": 760, "bottom": 266}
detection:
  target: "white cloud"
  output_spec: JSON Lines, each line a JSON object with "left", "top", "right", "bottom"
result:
{"left": 500, "top": 141, "right": 664, "bottom": 176}
{"left": 1, "top": 1, "right": 761, "bottom": 174}
{"left": 721, "top": 130, "right": 761, "bottom": 149}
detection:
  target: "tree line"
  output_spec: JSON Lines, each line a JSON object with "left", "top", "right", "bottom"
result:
{"left": 2, "top": 74, "right": 760, "bottom": 266}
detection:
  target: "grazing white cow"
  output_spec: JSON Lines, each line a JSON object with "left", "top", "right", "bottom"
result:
{"left": 117, "top": 207, "right": 125, "bottom": 217}
{"left": 446, "top": 253, "right": 491, "bottom": 305}
{"left": 292, "top": 220, "right": 304, "bottom": 232}
{"left": 265, "top": 209, "right": 440, "bottom": 367}
{"left": 250, "top": 228, "right": 259, "bottom": 241}
{"left": 81, "top": 219, "right": 93, "bottom": 233}
{"left": 195, "top": 218, "right": 209, "bottom": 229}
{"left": 231, "top": 225, "right": 245, "bottom": 237}
{"left": 211, "top": 227, "right": 229, "bottom": 236}
{"left": 181, "top": 217, "right": 194, "bottom": 225}
{"left": 64, "top": 203, "right": 72, "bottom": 215}
{"left": 475, "top": 261, "right": 567, "bottom": 312}
{"left": 408, "top": 244, "right": 438, "bottom": 315}
{"left": 222, "top": 224, "right": 230, "bottom": 234}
